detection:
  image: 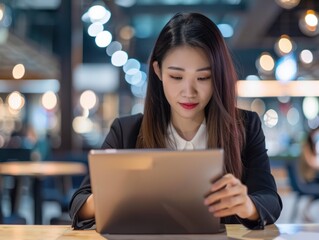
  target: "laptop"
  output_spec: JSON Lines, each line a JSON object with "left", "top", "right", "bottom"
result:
{"left": 88, "top": 149, "right": 225, "bottom": 235}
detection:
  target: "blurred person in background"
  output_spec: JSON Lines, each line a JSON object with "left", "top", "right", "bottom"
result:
{"left": 300, "top": 127, "right": 319, "bottom": 183}
{"left": 299, "top": 127, "right": 319, "bottom": 222}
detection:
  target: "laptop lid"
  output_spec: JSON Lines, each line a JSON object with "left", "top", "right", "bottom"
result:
{"left": 88, "top": 149, "right": 224, "bottom": 234}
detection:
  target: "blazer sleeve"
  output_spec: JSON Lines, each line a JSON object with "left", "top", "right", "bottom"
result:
{"left": 69, "top": 114, "right": 143, "bottom": 229}
{"left": 236, "top": 110, "right": 282, "bottom": 229}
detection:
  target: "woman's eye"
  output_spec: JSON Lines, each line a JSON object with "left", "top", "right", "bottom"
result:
{"left": 198, "top": 76, "right": 211, "bottom": 81}
{"left": 170, "top": 75, "right": 182, "bottom": 80}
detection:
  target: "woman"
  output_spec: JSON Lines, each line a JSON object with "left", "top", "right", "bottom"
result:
{"left": 69, "top": 12, "right": 282, "bottom": 230}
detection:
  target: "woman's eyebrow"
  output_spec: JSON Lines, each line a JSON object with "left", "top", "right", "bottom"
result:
{"left": 167, "top": 66, "right": 184, "bottom": 71}
{"left": 167, "top": 66, "right": 211, "bottom": 71}
{"left": 197, "top": 67, "right": 211, "bottom": 72}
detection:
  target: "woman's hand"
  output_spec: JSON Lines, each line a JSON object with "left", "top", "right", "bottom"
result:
{"left": 78, "top": 194, "right": 95, "bottom": 220}
{"left": 204, "top": 173, "right": 259, "bottom": 221}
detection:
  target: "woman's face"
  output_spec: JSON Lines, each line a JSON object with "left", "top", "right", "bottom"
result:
{"left": 153, "top": 45, "right": 213, "bottom": 125}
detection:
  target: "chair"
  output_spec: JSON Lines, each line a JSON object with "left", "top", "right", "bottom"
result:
{"left": 285, "top": 160, "right": 319, "bottom": 222}
{"left": 42, "top": 151, "right": 88, "bottom": 224}
{"left": 0, "top": 148, "right": 32, "bottom": 224}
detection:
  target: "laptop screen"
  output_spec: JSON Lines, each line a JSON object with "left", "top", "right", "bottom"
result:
{"left": 89, "top": 149, "right": 225, "bottom": 234}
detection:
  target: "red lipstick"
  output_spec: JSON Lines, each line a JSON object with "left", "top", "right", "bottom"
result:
{"left": 180, "top": 103, "right": 198, "bottom": 109}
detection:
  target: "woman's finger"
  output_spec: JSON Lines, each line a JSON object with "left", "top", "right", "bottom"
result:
{"left": 210, "top": 173, "right": 240, "bottom": 192}
{"left": 204, "top": 182, "right": 246, "bottom": 206}
{"left": 213, "top": 204, "right": 245, "bottom": 218}
{"left": 208, "top": 194, "right": 246, "bottom": 213}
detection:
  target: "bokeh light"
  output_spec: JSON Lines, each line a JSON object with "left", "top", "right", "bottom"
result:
{"left": 299, "top": 10, "right": 319, "bottom": 36}
{"left": 263, "top": 109, "right": 279, "bottom": 128}
{"left": 256, "top": 52, "right": 275, "bottom": 73}
{"left": 95, "top": 30, "right": 112, "bottom": 48}
{"left": 41, "top": 91, "right": 58, "bottom": 110}
{"left": 299, "top": 49, "right": 313, "bottom": 64}
{"left": 250, "top": 98, "right": 266, "bottom": 116}
{"left": 275, "top": 0, "right": 300, "bottom": 9}
{"left": 88, "top": 22, "right": 104, "bottom": 37}
{"left": 106, "top": 41, "right": 122, "bottom": 56}
{"left": 287, "top": 107, "right": 300, "bottom": 125}
{"left": 12, "top": 63, "right": 25, "bottom": 79}
{"left": 303, "top": 97, "right": 319, "bottom": 120}
{"left": 7, "top": 91, "right": 25, "bottom": 111}
{"left": 111, "top": 50, "right": 128, "bottom": 67}
{"left": 72, "top": 116, "right": 93, "bottom": 134}
{"left": 80, "top": 90, "right": 97, "bottom": 110}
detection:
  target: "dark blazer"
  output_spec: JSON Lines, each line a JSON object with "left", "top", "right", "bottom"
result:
{"left": 69, "top": 110, "right": 282, "bottom": 230}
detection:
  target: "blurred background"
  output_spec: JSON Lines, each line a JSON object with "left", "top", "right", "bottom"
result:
{"left": 1, "top": 0, "right": 319, "bottom": 225}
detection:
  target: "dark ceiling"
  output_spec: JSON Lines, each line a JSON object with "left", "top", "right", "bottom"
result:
{"left": 1, "top": 0, "right": 319, "bottom": 80}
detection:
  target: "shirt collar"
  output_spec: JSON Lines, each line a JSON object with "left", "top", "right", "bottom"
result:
{"left": 167, "top": 121, "right": 207, "bottom": 150}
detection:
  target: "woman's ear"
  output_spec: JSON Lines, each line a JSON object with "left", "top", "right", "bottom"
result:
{"left": 153, "top": 61, "right": 162, "bottom": 81}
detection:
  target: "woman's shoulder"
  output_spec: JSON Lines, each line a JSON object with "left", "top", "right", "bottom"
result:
{"left": 238, "top": 109, "right": 262, "bottom": 133}
{"left": 238, "top": 109, "right": 260, "bottom": 123}
{"left": 103, "top": 113, "right": 144, "bottom": 149}
{"left": 112, "top": 113, "right": 144, "bottom": 133}
{"left": 116, "top": 113, "right": 144, "bottom": 125}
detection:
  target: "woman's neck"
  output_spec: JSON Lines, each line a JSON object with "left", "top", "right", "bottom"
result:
{"left": 171, "top": 117, "right": 204, "bottom": 141}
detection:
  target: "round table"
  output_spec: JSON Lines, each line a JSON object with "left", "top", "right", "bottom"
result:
{"left": 0, "top": 161, "right": 87, "bottom": 224}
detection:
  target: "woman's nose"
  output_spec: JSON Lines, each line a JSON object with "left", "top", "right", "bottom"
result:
{"left": 183, "top": 79, "right": 197, "bottom": 97}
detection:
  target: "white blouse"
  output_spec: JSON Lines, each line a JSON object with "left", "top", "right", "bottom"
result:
{"left": 166, "top": 121, "right": 208, "bottom": 150}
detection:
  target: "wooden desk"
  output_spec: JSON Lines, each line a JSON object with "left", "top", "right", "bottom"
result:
{"left": 0, "top": 161, "right": 87, "bottom": 225}
{"left": 1, "top": 224, "right": 319, "bottom": 240}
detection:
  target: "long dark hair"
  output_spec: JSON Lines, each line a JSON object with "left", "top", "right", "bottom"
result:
{"left": 136, "top": 12, "right": 245, "bottom": 179}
